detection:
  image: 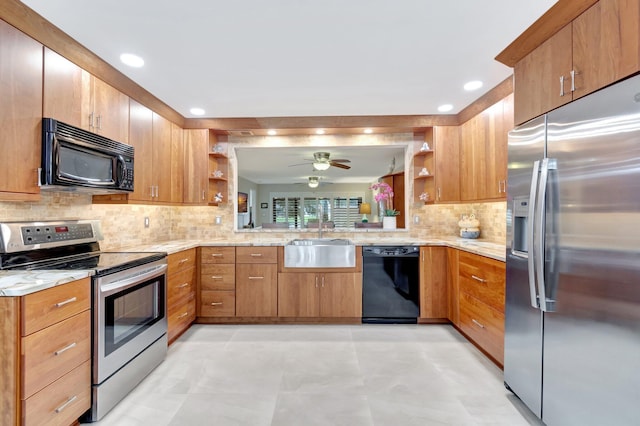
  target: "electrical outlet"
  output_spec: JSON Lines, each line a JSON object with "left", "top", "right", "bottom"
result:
{"left": 413, "top": 215, "right": 420, "bottom": 224}
{"left": 144, "top": 217, "right": 150, "bottom": 228}
{"left": 215, "top": 216, "right": 222, "bottom": 225}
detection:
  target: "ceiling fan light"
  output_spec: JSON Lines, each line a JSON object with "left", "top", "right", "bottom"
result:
{"left": 308, "top": 176, "right": 320, "bottom": 188}
{"left": 313, "top": 161, "right": 331, "bottom": 171}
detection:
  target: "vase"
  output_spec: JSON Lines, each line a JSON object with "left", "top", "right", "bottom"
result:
{"left": 383, "top": 216, "right": 397, "bottom": 229}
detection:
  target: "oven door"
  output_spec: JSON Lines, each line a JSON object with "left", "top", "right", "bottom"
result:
{"left": 94, "top": 259, "right": 167, "bottom": 384}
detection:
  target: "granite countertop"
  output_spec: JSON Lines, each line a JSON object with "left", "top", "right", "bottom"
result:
{"left": 0, "top": 270, "right": 94, "bottom": 297}
{"left": 122, "top": 237, "right": 506, "bottom": 261}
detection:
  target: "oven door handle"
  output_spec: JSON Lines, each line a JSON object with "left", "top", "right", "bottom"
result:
{"left": 100, "top": 264, "right": 167, "bottom": 296}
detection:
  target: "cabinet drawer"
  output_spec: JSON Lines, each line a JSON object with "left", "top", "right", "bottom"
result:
{"left": 22, "top": 278, "right": 91, "bottom": 336}
{"left": 200, "top": 291, "right": 235, "bottom": 317}
{"left": 168, "top": 248, "right": 196, "bottom": 274}
{"left": 168, "top": 267, "right": 196, "bottom": 304}
{"left": 23, "top": 360, "right": 91, "bottom": 426}
{"left": 236, "top": 246, "right": 277, "bottom": 264}
{"left": 459, "top": 292, "right": 504, "bottom": 364}
{"left": 458, "top": 251, "right": 505, "bottom": 312}
{"left": 22, "top": 310, "right": 91, "bottom": 399}
{"left": 201, "top": 264, "right": 235, "bottom": 290}
{"left": 236, "top": 264, "right": 278, "bottom": 317}
{"left": 168, "top": 294, "right": 195, "bottom": 343}
{"left": 201, "top": 247, "right": 235, "bottom": 264}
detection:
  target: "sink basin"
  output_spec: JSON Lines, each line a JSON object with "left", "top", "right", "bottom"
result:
{"left": 285, "top": 239, "right": 355, "bottom": 268}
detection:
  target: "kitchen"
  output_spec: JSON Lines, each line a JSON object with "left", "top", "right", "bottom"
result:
{"left": 1, "top": 0, "right": 639, "bottom": 425}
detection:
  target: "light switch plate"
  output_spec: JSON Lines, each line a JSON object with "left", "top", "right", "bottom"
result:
{"left": 144, "top": 217, "right": 150, "bottom": 228}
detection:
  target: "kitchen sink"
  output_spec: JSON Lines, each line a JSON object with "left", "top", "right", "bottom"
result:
{"left": 284, "top": 239, "right": 355, "bottom": 268}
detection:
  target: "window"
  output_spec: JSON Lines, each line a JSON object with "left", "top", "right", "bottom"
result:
{"left": 271, "top": 192, "right": 363, "bottom": 229}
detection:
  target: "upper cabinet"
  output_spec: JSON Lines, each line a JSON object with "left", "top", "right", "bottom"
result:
{"left": 43, "top": 48, "right": 129, "bottom": 143}
{"left": 183, "top": 129, "right": 210, "bottom": 205}
{"left": 513, "top": 0, "right": 640, "bottom": 125}
{"left": 0, "top": 20, "right": 42, "bottom": 201}
{"left": 460, "top": 94, "right": 512, "bottom": 201}
{"left": 433, "top": 126, "right": 460, "bottom": 203}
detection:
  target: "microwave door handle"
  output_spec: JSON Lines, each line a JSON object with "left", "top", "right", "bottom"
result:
{"left": 116, "top": 155, "right": 127, "bottom": 185}
{"left": 527, "top": 160, "right": 540, "bottom": 309}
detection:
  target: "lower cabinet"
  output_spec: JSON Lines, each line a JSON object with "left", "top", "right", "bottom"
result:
{"left": 277, "top": 272, "right": 362, "bottom": 318}
{"left": 235, "top": 247, "right": 278, "bottom": 317}
{"left": 456, "top": 251, "right": 505, "bottom": 365}
{"left": 167, "top": 249, "right": 197, "bottom": 344}
{"left": 198, "top": 247, "right": 236, "bottom": 317}
{"left": 419, "top": 246, "right": 448, "bottom": 320}
{"left": 0, "top": 278, "right": 92, "bottom": 426}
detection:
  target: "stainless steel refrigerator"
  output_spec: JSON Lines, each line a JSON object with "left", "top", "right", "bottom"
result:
{"left": 505, "top": 73, "right": 640, "bottom": 426}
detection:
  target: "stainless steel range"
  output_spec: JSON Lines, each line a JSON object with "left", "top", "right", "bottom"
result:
{"left": 0, "top": 220, "right": 168, "bottom": 422}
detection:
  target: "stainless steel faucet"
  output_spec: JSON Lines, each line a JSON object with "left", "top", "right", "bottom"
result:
{"left": 317, "top": 203, "right": 324, "bottom": 239}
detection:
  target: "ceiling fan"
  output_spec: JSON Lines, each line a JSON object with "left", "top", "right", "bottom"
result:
{"left": 289, "top": 152, "right": 351, "bottom": 170}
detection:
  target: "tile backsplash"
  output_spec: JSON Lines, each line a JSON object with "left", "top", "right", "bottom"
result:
{"left": 0, "top": 193, "right": 506, "bottom": 249}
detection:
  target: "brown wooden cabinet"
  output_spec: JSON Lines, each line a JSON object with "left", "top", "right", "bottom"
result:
{"left": 207, "top": 133, "right": 229, "bottom": 206}
{"left": 0, "top": 278, "right": 92, "bottom": 426}
{"left": 126, "top": 100, "right": 154, "bottom": 202}
{"left": 0, "top": 20, "right": 42, "bottom": 201}
{"left": 183, "top": 129, "right": 209, "bottom": 204}
{"left": 380, "top": 172, "right": 405, "bottom": 227}
{"left": 513, "top": 0, "right": 640, "bottom": 125}
{"left": 419, "top": 246, "right": 448, "bottom": 320}
{"left": 447, "top": 248, "right": 460, "bottom": 326}
{"left": 235, "top": 247, "right": 278, "bottom": 317}
{"left": 91, "top": 77, "right": 129, "bottom": 143}
{"left": 167, "top": 248, "right": 197, "bottom": 344}
{"left": 198, "top": 247, "right": 236, "bottom": 317}
{"left": 456, "top": 250, "right": 505, "bottom": 365}
{"left": 277, "top": 272, "right": 362, "bottom": 318}
{"left": 460, "top": 95, "right": 511, "bottom": 201}
{"left": 433, "top": 126, "right": 460, "bottom": 203}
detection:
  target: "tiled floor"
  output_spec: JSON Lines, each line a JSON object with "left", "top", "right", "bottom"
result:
{"left": 91, "top": 324, "right": 543, "bottom": 425}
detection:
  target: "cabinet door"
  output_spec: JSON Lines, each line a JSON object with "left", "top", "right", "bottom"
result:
{"left": 183, "top": 129, "right": 209, "bottom": 204}
{"left": 460, "top": 114, "right": 484, "bottom": 201}
{"left": 419, "top": 247, "right": 448, "bottom": 319}
{"left": 433, "top": 126, "right": 460, "bottom": 202}
{"left": 128, "top": 100, "right": 153, "bottom": 202}
{"left": 572, "top": 0, "right": 640, "bottom": 100}
{"left": 277, "top": 273, "right": 319, "bottom": 317}
{"left": 236, "top": 264, "right": 277, "bottom": 317}
{"left": 483, "top": 95, "right": 511, "bottom": 200}
{"left": 43, "top": 48, "right": 92, "bottom": 129}
{"left": 447, "top": 248, "right": 460, "bottom": 326}
{"left": 319, "top": 273, "right": 362, "bottom": 318}
{"left": 170, "top": 123, "right": 184, "bottom": 203}
{"left": 91, "top": 76, "right": 129, "bottom": 143}
{"left": 513, "top": 24, "right": 572, "bottom": 125}
{"left": 0, "top": 20, "right": 42, "bottom": 199}
{"left": 152, "top": 113, "right": 173, "bottom": 202}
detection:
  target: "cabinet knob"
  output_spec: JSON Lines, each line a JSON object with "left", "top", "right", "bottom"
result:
{"left": 55, "top": 395, "right": 78, "bottom": 414}
{"left": 471, "top": 275, "right": 487, "bottom": 283}
{"left": 559, "top": 75, "right": 566, "bottom": 97}
{"left": 55, "top": 297, "right": 77, "bottom": 308}
{"left": 211, "top": 302, "right": 223, "bottom": 306}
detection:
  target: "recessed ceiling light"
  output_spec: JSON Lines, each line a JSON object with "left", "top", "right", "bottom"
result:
{"left": 190, "top": 107, "right": 205, "bottom": 116}
{"left": 120, "top": 53, "right": 144, "bottom": 68}
{"left": 267, "top": 129, "right": 277, "bottom": 136}
{"left": 363, "top": 128, "right": 373, "bottom": 134}
{"left": 437, "top": 104, "right": 454, "bottom": 113}
{"left": 464, "top": 80, "right": 483, "bottom": 91}
{"left": 316, "top": 129, "right": 326, "bottom": 135}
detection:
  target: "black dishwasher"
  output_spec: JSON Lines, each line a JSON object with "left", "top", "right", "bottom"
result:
{"left": 362, "top": 246, "right": 420, "bottom": 323}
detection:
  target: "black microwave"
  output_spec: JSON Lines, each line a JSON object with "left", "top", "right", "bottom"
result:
{"left": 41, "top": 118, "right": 134, "bottom": 193}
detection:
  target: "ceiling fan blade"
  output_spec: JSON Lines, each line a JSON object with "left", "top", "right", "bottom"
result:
{"left": 288, "top": 162, "right": 311, "bottom": 167}
{"left": 330, "top": 159, "right": 351, "bottom": 163}
{"left": 330, "top": 161, "right": 351, "bottom": 169}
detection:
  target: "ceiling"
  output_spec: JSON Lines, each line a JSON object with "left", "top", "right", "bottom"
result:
{"left": 21, "top": 0, "right": 555, "bottom": 120}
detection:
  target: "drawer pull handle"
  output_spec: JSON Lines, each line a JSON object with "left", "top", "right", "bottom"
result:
{"left": 248, "top": 276, "right": 264, "bottom": 280}
{"left": 54, "top": 342, "right": 77, "bottom": 356}
{"left": 55, "top": 395, "right": 78, "bottom": 413}
{"left": 211, "top": 276, "right": 223, "bottom": 279}
{"left": 177, "top": 283, "right": 190, "bottom": 288}
{"left": 471, "top": 275, "right": 487, "bottom": 283}
{"left": 211, "top": 302, "right": 223, "bottom": 306}
{"left": 177, "top": 312, "right": 189, "bottom": 319}
{"left": 250, "top": 253, "right": 263, "bottom": 257}
{"left": 471, "top": 319, "right": 485, "bottom": 329}
{"left": 55, "top": 297, "right": 77, "bottom": 308}
{"left": 178, "top": 258, "right": 189, "bottom": 264}
{"left": 211, "top": 253, "right": 223, "bottom": 257}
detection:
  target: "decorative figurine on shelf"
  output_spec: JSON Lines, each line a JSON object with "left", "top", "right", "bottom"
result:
{"left": 420, "top": 142, "right": 430, "bottom": 152}
{"left": 458, "top": 213, "right": 480, "bottom": 239}
{"left": 419, "top": 192, "right": 430, "bottom": 202}
{"left": 212, "top": 144, "right": 224, "bottom": 153}
{"left": 213, "top": 192, "right": 224, "bottom": 203}
{"left": 419, "top": 167, "right": 429, "bottom": 176}
{"left": 212, "top": 170, "right": 224, "bottom": 178}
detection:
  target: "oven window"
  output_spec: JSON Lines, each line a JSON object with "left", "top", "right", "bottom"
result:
{"left": 59, "top": 143, "right": 114, "bottom": 182}
{"left": 104, "top": 276, "right": 165, "bottom": 356}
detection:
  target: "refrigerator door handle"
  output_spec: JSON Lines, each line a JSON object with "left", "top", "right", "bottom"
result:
{"left": 536, "top": 158, "right": 551, "bottom": 312}
{"left": 527, "top": 160, "right": 541, "bottom": 309}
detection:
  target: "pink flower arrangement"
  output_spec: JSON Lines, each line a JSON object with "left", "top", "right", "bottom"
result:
{"left": 370, "top": 182, "right": 399, "bottom": 216}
